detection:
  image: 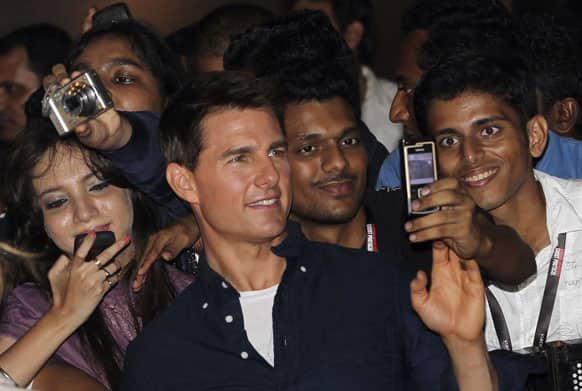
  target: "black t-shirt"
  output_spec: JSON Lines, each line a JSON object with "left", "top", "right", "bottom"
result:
{"left": 364, "top": 188, "right": 432, "bottom": 275}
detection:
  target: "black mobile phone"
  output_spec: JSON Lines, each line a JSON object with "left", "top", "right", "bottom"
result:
{"left": 74, "top": 231, "right": 116, "bottom": 261}
{"left": 92, "top": 3, "right": 131, "bottom": 28}
{"left": 402, "top": 140, "right": 439, "bottom": 216}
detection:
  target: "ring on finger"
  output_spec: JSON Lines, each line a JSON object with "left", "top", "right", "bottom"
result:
{"left": 103, "top": 268, "right": 112, "bottom": 280}
{"left": 94, "top": 259, "right": 103, "bottom": 269}
{"left": 105, "top": 278, "right": 113, "bottom": 287}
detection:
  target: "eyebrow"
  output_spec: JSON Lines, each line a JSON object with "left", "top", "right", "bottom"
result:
{"left": 432, "top": 115, "right": 510, "bottom": 138}
{"left": 221, "top": 146, "right": 254, "bottom": 159}
{"left": 269, "top": 140, "right": 288, "bottom": 151}
{"left": 294, "top": 126, "right": 360, "bottom": 143}
{"left": 473, "top": 115, "right": 507, "bottom": 127}
{"left": 73, "top": 57, "right": 145, "bottom": 73}
{"left": 37, "top": 172, "right": 96, "bottom": 198}
{"left": 221, "top": 139, "right": 288, "bottom": 159}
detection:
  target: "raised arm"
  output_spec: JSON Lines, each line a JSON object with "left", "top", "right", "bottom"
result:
{"left": 411, "top": 242, "right": 496, "bottom": 391}
{"left": 404, "top": 177, "right": 535, "bottom": 286}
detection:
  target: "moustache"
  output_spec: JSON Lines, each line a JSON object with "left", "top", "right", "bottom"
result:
{"left": 312, "top": 173, "right": 357, "bottom": 188}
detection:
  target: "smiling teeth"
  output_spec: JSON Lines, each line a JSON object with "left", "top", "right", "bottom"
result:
{"left": 463, "top": 169, "right": 496, "bottom": 183}
{"left": 251, "top": 199, "right": 277, "bottom": 206}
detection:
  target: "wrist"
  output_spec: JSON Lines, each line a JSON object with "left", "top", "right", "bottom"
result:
{"left": 443, "top": 334, "right": 488, "bottom": 365}
{"left": 46, "top": 304, "right": 87, "bottom": 334}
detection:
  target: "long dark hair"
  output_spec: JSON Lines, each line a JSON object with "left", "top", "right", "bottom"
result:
{"left": 2, "top": 118, "right": 177, "bottom": 388}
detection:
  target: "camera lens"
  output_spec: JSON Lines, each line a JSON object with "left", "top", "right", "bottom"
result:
{"left": 63, "top": 85, "right": 97, "bottom": 117}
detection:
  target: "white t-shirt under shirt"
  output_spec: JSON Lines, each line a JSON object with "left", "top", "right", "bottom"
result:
{"left": 239, "top": 284, "right": 278, "bottom": 367}
{"left": 485, "top": 171, "right": 582, "bottom": 351}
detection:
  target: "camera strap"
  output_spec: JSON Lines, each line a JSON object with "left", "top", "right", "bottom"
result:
{"left": 487, "top": 232, "right": 567, "bottom": 351}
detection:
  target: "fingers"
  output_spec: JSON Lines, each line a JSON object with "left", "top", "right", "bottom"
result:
{"left": 419, "top": 177, "right": 461, "bottom": 195}
{"left": 42, "top": 64, "right": 73, "bottom": 92}
{"left": 72, "top": 232, "right": 97, "bottom": 263}
{"left": 410, "top": 270, "right": 429, "bottom": 309}
{"left": 82, "top": 7, "right": 97, "bottom": 33}
{"left": 133, "top": 238, "right": 164, "bottom": 291}
{"left": 411, "top": 187, "right": 469, "bottom": 213}
{"left": 48, "top": 255, "right": 71, "bottom": 281}
{"left": 463, "top": 260, "right": 483, "bottom": 284}
{"left": 93, "top": 235, "right": 132, "bottom": 270}
{"left": 52, "top": 64, "right": 71, "bottom": 86}
{"left": 431, "top": 242, "right": 462, "bottom": 273}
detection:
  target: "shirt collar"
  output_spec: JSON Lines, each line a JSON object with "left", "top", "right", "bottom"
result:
{"left": 195, "top": 221, "right": 306, "bottom": 293}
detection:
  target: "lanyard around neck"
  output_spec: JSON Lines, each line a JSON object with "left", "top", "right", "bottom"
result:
{"left": 366, "top": 223, "right": 378, "bottom": 252}
{"left": 487, "top": 232, "right": 567, "bottom": 351}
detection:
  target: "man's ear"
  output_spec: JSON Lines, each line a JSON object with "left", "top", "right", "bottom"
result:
{"left": 547, "top": 98, "right": 579, "bottom": 136}
{"left": 343, "top": 21, "right": 364, "bottom": 52}
{"left": 526, "top": 114, "right": 549, "bottom": 159}
{"left": 166, "top": 162, "right": 199, "bottom": 204}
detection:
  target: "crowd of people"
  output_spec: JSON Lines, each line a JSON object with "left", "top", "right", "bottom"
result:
{"left": 0, "top": 0, "right": 581, "bottom": 389}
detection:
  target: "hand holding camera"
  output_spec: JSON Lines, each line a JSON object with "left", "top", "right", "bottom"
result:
{"left": 42, "top": 64, "right": 132, "bottom": 151}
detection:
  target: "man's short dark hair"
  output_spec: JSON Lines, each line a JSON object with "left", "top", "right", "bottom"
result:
{"left": 283, "top": 0, "right": 375, "bottom": 64}
{"left": 0, "top": 24, "right": 71, "bottom": 77}
{"left": 401, "top": 0, "right": 510, "bottom": 36}
{"left": 513, "top": 14, "right": 582, "bottom": 114}
{"left": 224, "top": 10, "right": 360, "bottom": 117}
{"left": 160, "top": 72, "right": 281, "bottom": 170}
{"left": 167, "top": 4, "right": 273, "bottom": 76}
{"left": 413, "top": 54, "right": 536, "bottom": 135}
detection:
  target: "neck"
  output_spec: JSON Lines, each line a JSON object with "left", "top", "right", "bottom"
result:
{"left": 201, "top": 230, "right": 287, "bottom": 292}
{"left": 295, "top": 207, "right": 368, "bottom": 249}
{"left": 490, "top": 175, "right": 550, "bottom": 254}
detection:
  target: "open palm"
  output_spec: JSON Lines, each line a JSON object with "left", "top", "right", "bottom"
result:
{"left": 411, "top": 243, "right": 485, "bottom": 343}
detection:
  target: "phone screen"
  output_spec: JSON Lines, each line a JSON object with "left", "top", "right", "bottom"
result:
{"left": 403, "top": 141, "right": 438, "bottom": 215}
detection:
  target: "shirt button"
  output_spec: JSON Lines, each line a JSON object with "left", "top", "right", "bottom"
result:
{"left": 241, "top": 351, "right": 249, "bottom": 359}
{"left": 225, "top": 315, "right": 234, "bottom": 323}
{"left": 221, "top": 281, "right": 228, "bottom": 289}
{"left": 202, "top": 302, "right": 209, "bottom": 309}
{"left": 300, "top": 266, "right": 307, "bottom": 272}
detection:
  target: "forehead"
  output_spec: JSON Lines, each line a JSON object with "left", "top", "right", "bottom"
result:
{"left": 395, "top": 29, "right": 428, "bottom": 83}
{"left": 284, "top": 97, "right": 356, "bottom": 138}
{"left": 427, "top": 91, "right": 522, "bottom": 132}
{"left": 73, "top": 35, "right": 144, "bottom": 68}
{"left": 0, "top": 47, "right": 38, "bottom": 82}
{"left": 201, "top": 108, "right": 283, "bottom": 149}
{"left": 32, "top": 145, "right": 92, "bottom": 192}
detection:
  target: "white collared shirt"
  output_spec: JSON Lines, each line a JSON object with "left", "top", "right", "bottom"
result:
{"left": 361, "top": 66, "right": 403, "bottom": 153}
{"left": 485, "top": 171, "right": 582, "bottom": 351}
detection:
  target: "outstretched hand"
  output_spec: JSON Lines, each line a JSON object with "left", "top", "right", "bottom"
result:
{"left": 411, "top": 241, "right": 485, "bottom": 344}
{"left": 132, "top": 213, "right": 200, "bottom": 291}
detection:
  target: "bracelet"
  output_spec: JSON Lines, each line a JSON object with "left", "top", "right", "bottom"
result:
{"left": 0, "top": 367, "right": 16, "bottom": 386}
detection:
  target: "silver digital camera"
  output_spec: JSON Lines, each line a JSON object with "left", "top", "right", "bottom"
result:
{"left": 42, "top": 70, "right": 113, "bottom": 136}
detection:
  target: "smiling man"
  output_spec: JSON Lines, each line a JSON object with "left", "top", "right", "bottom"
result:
{"left": 119, "top": 72, "right": 504, "bottom": 391}
{"left": 414, "top": 53, "right": 582, "bottom": 351}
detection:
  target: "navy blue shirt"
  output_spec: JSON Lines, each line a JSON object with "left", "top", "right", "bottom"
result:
{"left": 101, "top": 111, "right": 189, "bottom": 225}
{"left": 121, "top": 222, "right": 539, "bottom": 390}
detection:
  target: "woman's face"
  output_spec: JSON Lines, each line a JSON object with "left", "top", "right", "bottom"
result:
{"left": 32, "top": 145, "right": 134, "bottom": 257}
{"left": 72, "top": 35, "right": 165, "bottom": 113}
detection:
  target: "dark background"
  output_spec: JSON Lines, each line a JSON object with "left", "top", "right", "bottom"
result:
{"left": 5, "top": 0, "right": 569, "bottom": 79}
